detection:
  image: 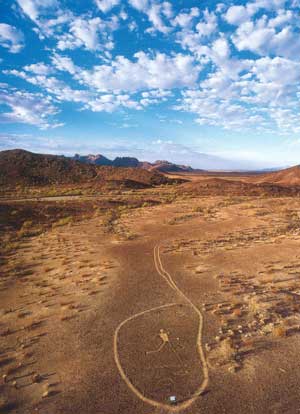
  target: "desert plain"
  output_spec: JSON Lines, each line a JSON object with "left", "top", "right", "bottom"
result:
{"left": 2, "top": 169, "right": 300, "bottom": 414}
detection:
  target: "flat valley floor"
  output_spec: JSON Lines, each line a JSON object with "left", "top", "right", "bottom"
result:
{"left": 2, "top": 193, "right": 300, "bottom": 413}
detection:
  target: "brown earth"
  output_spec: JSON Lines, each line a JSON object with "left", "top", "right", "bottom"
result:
{"left": 2, "top": 174, "right": 300, "bottom": 413}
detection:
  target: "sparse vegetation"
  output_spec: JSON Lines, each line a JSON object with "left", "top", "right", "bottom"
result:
{"left": 102, "top": 210, "right": 120, "bottom": 232}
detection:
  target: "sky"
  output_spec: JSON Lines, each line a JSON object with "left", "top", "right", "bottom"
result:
{"left": 0, "top": 0, "right": 300, "bottom": 169}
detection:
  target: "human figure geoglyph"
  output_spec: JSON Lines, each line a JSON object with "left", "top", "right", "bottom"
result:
{"left": 147, "top": 329, "right": 169, "bottom": 354}
{"left": 147, "top": 328, "right": 184, "bottom": 362}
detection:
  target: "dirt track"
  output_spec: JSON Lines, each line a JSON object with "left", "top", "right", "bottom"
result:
{"left": 114, "top": 244, "right": 208, "bottom": 412}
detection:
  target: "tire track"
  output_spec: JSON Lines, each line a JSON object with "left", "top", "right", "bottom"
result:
{"left": 113, "top": 244, "right": 209, "bottom": 412}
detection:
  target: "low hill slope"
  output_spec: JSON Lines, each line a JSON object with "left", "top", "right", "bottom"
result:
{"left": 95, "top": 166, "right": 170, "bottom": 187}
{"left": 179, "top": 177, "right": 300, "bottom": 196}
{"left": 0, "top": 149, "right": 171, "bottom": 189}
{"left": 249, "top": 165, "right": 300, "bottom": 186}
{"left": 0, "top": 149, "right": 98, "bottom": 186}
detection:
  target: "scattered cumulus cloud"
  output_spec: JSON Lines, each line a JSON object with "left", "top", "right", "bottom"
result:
{"left": 95, "top": 0, "right": 121, "bottom": 13}
{"left": 0, "top": 23, "right": 24, "bottom": 53}
{"left": 0, "top": 0, "right": 300, "bottom": 138}
{"left": 75, "top": 52, "right": 200, "bottom": 92}
{"left": 16, "top": 0, "right": 58, "bottom": 23}
{"left": 0, "top": 88, "right": 62, "bottom": 129}
{"left": 56, "top": 16, "right": 118, "bottom": 52}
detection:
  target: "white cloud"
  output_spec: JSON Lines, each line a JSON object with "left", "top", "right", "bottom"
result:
{"left": 0, "top": 23, "right": 24, "bottom": 53}
{"left": 85, "top": 94, "right": 141, "bottom": 112}
{"left": 268, "top": 9, "right": 294, "bottom": 27}
{"left": 128, "top": 0, "right": 149, "bottom": 11}
{"left": 5, "top": 69, "right": 91, "bottom": 104}
{"left": 23, "top": 62, "right": 53, "bottom": 75}
{"left": 0, "top": 88, "right": 61, "bottom": 129}
{"left": 232, "top": 17, "right": 300, "bottom": 59}
{"left": 5, "top": 51, "right": 197, "bottom": 113}
{"left": 95, "top": 0, "right": 120, "bottom": 13}
{"left": 51, "top": 54, "right": 77, "bottom": 74}
{"left": 57, "top": 16, "right": 118, "bottom": 51}
{"left": 141, "top": 89, "right": 172, "bottom": 99}
{"left": 176, "top": 9, "right": 218, "bottom": 61}
{"left": 172, "top": 7, "right": 199, "bottom": 28}
{"left": 146, "top": 2, "right": 173, "bottom": 33}
{"left": 177, "top": 88, "right": 261, "bottom": 130}
{"left": 128, "top": 0, "right": 173, "bottom": 33}
{"left": 251, "top": 0, "right": 287, "bottom": 11}
{"left": 140, "top": 88, "right": 172, "bottom": 106}
{"left": 76, "top": 51, "right": 200, "bottom": 92}
{"left": 16, "top": 0, "right": 58, "bottom": 22}
{"left": 176, "top": 50, "right": 300, "bottom": 134}
{"left": 251, "top": 56, "right": 300, "bottom": 85}
{"left": 33, "top": 10, "right": 74, "bottom": 39}
{"left": 5, "top": 67, "right": 142, "bottom": 113}
{"left": 212, "top": 37, "right": 230, "bottom": 59}
{"left": 195, "top": 10, "right": 218, "bottom": 37}
{"left": 225, "top": 5, "right": 252, "bottom": 25}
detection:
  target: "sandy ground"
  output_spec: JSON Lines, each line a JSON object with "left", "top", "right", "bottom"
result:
{"left": 2, "top": 195, "right": 300, "bottom": 413}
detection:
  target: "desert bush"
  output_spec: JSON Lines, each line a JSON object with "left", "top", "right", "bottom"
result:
{"left": 17, "top": 220, "right": 34, "bottom": 237}
{"left": 285, "top": 212, "right": 300, "bottom": 232}
{"left": 17, "top": 220, "right": 44, "bottom": 238}
{"left": 122, "top": 231, "right": 137, "bottom": 240}
{"left": 248, "top": 297, "right": 262, "bottom": 315}
{"left": 164, "top": 194, "right": 176, "bottom": 204}
{"left": 2, "top": 240, "right": 18, "bottom": 252}
{"left": 232, "top": 308, "right": 243, "bottom": 317}
{"left": 272, "top": 325, "right": 287, "bottom": 337}
{"left": 102, "top": 210, "right": 120, "bottom": 232}
{"left": 52, "top": 216, "right": 72, "bottom": 227}
{"left": 168, "top": 218, "right": 177, "bottom": 225}
{"left": 193, "top": 206, "right": 204, "bottom": 213}
{"left": 22, "top": 220, "right": 33, "bottom": 228}
{"left": 255, "top": 209, "right": 269, "bottom": 216}
{"left": 65, "top": 189, "right": 83, "bottom": 196}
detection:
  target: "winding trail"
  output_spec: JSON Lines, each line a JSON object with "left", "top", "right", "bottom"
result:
{"left": 113, "top": 244, "right": 209, "bottom": 412}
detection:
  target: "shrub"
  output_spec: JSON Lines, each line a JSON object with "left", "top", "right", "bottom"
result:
{"left": 102, "top": 210, "right": 120, "bottom": 232}
{"left": 53, "top": 217, "right": 72, "bottom": 227}
{"left": 17, "top": 220, "right": 44, "bottom": 238}
{"left": 273, "top": 325, "right": 287, "bottom": 337}
{"left": 193, "top": 206, "right": 204, "bottom": 213}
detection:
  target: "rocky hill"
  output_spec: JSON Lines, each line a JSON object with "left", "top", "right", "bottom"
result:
{"left": 0, "top": 149, "right": 171, "bottom": 189}
{"left": 146, "top": 160, "right": 194, "bottom": 173}
{"left": 73, "top": 153, "right": 112, "bottom": 166}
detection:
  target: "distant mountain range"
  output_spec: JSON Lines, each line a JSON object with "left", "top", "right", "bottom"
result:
{"left": 71, "top": 153, "right": 284, "bottom": 172}
{"left": 72, "top": 154, "right": 195, "bottom": 173}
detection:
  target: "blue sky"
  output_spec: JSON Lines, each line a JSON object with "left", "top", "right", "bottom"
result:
{"left": 0, "top": 0, "right": 300, "bottom": 168}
